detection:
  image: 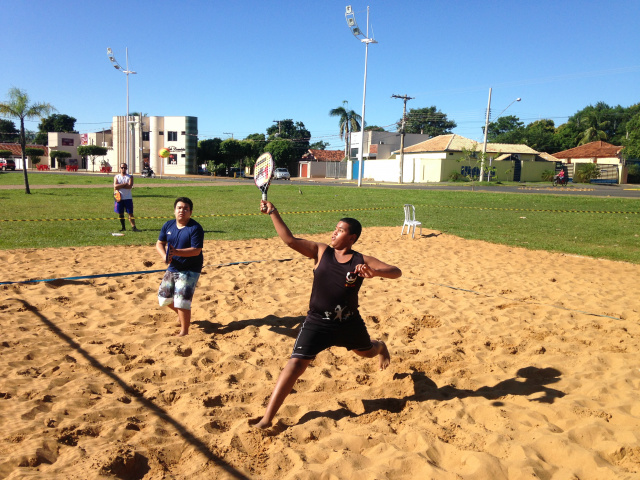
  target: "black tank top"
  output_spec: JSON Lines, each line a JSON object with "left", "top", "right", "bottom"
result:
{"left": 307, "top": 247, "right": 364, "bottom": 323}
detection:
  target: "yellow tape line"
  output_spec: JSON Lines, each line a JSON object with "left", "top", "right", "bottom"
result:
{"left": 2, "top": 204, "right": 638, "bottom": 223}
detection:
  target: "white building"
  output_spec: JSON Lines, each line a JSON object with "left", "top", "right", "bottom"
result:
{"left": 47, "top": 116, "right": 198, "bottom": 175}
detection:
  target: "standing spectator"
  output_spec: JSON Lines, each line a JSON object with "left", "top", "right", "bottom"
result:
{"left": 113, "top": 163, "right": 139, "bottom": 232}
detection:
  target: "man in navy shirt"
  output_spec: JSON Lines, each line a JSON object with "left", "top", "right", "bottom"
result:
{"left": 155, "top": 197, "right": 204, "bottom": 336}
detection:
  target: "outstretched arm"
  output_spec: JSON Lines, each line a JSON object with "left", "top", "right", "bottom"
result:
{"left": 260, "top": 201, "right": 321, "bottom": 261}
{"left": 356, "top": 254, "right": 402, "bottom": 279}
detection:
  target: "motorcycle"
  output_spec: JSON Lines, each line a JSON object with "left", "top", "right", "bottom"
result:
{"left": 141, "top": 165, "right": 156, "bottom": 178}
{"left": 552, "top": 174, "right": 568, "bottom": 187}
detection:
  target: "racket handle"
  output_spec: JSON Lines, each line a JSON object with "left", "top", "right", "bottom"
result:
{"left": 262, "top": 193, "right": 268, "bottom": 201}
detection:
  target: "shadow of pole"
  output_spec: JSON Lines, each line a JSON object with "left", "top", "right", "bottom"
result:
{"left": 15, "top": 299, "right": 250, "bottom": 480}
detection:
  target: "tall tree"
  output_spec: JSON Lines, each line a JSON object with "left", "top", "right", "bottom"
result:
{"left": 0, "top": 119, "right": 19, "bottom": 143}
{"left": 266, "top": 119, "right": 311, "bottom": 159}
{"left": 400, "top": 106, "right": 456, "bottom": 136}
{"left": 329, "top": 102, "right": 361, "bottom": 159}
{"left": 486, "top": 115, "right": 525, "bottom": 143}
{"left": 35, "top": 113, "right": 77, "bottom": 145}
{"left": 0, "top": 88, "right": 55, "bottom": 193}
{"left": 523, "top": 119, "right": 558, "bottom": 153}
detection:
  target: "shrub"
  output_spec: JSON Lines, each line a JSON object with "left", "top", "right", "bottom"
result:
{"left": 574, "top": 163, "right": 600, "bottom": 183}
{"left": 541, "top": 169, "right": 555, "bottom": 181}
{"left": 448, "top": 171, "right": 468, "bottom": 182}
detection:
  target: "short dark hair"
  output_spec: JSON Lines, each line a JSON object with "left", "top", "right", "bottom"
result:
{"left": 339, "top": 217, "right": 362, "bottom": 242}
{"left": 174, "top": 197, "right": 193, "bottom": 211}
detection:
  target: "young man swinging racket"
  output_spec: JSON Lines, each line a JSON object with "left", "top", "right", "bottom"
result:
{"left": 252, "top": 199, "right": 402, "bottom": 429}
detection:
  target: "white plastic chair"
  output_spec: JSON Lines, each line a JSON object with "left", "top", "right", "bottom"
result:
{"left": 401, "top": 204, "right": 422, "bottom": 238}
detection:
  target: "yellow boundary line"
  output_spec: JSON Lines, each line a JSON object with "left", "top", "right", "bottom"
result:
{"left": 2, "top": 203, "right": 639, "bottom": 223}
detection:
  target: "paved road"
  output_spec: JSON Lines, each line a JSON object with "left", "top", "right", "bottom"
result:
{"left": 2, "top": 170, "right": 640, "bottom": 198}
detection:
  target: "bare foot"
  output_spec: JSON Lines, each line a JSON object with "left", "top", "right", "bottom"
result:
{"left": 249, "top": 417, "right": 271, "bottom": 430}
{"left": 378, "top": 341, "right": 391, "bottom": 370}
{"left": 172, "top": 330, "right": 188, "bottom": 337}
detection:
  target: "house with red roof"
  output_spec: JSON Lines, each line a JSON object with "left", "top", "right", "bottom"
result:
{"left": 299, "top": 149, "right": 345, "bottom": 178}
{"left": 553, "top": 141, "right": 624, "bottom": 183}
{"left": 0, "top": 143, "right": 49, "bottom": 169}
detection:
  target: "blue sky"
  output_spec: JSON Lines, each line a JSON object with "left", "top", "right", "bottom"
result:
{"left": 3, "top": 0, "right": 639, "bottom": 149}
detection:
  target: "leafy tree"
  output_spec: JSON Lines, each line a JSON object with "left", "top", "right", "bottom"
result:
{"left": 622, "top": 112, "right": 640, "bottom": 160}
{"left": 400, "top": 106, "right": 457, "bottom": 136}
{"left": 0, "top": 87, "right": 55, "bottom": 193}
{"left": 523, "top": 119, "right": 558, "bottom": 153}
{"left": 49, "top": 150, "right": 71, "bottom": 168}
{"left": 220, "top": 138, "right": 250, "bottom": 169}
{"left": 198, "top": 138, "right": 223, "bottom": 163}
{"left": 0, "top": 119, "right": 19, "bottom": 143}
{"left": 553, "top": 122, "right": 580, "bottom": 152}
{"left": 266, "top": 119, "right": 310, "bottom": 159}
{"left": 35, "top": 113, "right": 77, "bottom": 145}
{"left": 329, "top": 102, "right": 361, "bottom": 159}
{"left": 0, "top": 149, "right": 11, "bottom": 158}
{"left": 77, "top": 145, "right": 108, "bottom": 171}
{"left": 244, "top": 133, "right": 267, "bottom": 160}
{"left": 309, "top": 140, "right": 329, "bottom": 150}
{"left": 26, "top": 147, "right": 45, "bottom": 168}
{"left": 364, "top": 125, "right": 385, "bottom": 132}
{"left": 486, "top": 115, "right": 525, "bottom": 143}
{"left": 264, "top": 138, "right": 296, "bottom": 168}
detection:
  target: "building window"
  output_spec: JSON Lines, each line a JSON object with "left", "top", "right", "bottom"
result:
{"left": 62, "top": 138, "right": 74, "bottom": 146}
{"left": 142, "top": 132, "right": 150, "bottom": 141}
{"left": 167, "top": 131, "right": 178, "bottom": 142}
{"left": 350, "top": 148, "right": 358, "bottom": 158}
{"left": 168, "top": 154, "right": 178, "bottom": 165}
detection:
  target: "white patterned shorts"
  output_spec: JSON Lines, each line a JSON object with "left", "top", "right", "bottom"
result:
{"left": 158, "top": 270, "right": 200, "bottom": 310}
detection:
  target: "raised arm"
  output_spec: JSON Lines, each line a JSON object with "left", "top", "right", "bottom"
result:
{"left": 260, "top": 201, "right": 321, "bottom": 261}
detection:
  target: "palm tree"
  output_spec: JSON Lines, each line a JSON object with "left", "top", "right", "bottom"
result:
{"left": 0, "top": 88, "right": 55, "bottom": 193}
{"left": 329, "top": 101, "right": 361, "bottom": 160}
{"left": 577, "top": 110, "right": 610, "bottom": 146}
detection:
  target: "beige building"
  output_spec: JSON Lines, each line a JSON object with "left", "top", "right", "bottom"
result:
{"left": 397, "top": 134, "right": 544, "bottom": 183}
{"left": 46, "top": 116, "right": 198, "bottom": 175}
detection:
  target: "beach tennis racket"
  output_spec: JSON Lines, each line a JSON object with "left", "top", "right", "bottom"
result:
{"left": 165, "top": 244, "right": 171, "bottom": 264}
{"left": 254, "top": 152, "right": 274, "bottom": 211}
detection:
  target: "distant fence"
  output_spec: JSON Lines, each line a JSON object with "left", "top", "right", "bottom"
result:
{"left": 326, "top": 161, "right": 348, "bottom": 179}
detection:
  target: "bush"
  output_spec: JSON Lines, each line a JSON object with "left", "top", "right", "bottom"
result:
{"left": 627, "top": 163, "right": 640, "bottom": 184}
{"left": 574, "top": 163, "right": 600, "bottom": 183}
{"left": 541, "top": 169, "right": 555, "bottom": 182}
{"left": 448, "top": 171, "right": 468, "bottom": 182}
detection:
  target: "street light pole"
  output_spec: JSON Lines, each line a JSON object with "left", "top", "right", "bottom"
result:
{"left": 107, "top": 47, "right": 137, "bottom": 172}
{"left": 345, "top": 5, "right": 377, "bottom": 187}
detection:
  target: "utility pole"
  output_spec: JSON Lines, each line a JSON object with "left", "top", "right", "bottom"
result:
{"left": 392, "top": 94, "right": 414, "bottom": 184}
{"left": 272, "top": 120, "right": 282, "bottom": 137}
{"left": 223, "top": 132, "right": 234, "bottom": 139}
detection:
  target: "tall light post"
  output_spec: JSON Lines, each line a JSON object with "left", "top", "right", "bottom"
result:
{"left": 345, "top": 5, "right": 377, "bottom": 187}
{"left": 107, "top": 47, "right": 137, "bottom": 172}
{"left": 480, "top": 88, "right": 521, "bottom": 182}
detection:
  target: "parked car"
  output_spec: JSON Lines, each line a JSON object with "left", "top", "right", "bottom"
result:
{"left": 0, "top": 158, "right": 16, "bottom": 171}
{"left": 227, "top": 167, "right": 245, "bottom": 178}
{"left": 274, "top": 168, "right": 290, "bottom": 180}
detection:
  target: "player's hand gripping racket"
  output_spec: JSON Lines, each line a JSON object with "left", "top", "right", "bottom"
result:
{"left": 254, "top": 152, "right": 274, "bottom": 212}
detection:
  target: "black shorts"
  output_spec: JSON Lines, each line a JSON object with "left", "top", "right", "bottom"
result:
{"left": 291, "top": 316, "right": 373, "bottom": 360}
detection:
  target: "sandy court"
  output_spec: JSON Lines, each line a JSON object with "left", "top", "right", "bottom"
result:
{"left": 0, "top": 226, "right": 639, "bottom": 479}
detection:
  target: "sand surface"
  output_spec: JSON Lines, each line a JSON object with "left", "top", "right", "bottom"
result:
{"left": 1, "top": 227, "right": 639, "bottom": 479}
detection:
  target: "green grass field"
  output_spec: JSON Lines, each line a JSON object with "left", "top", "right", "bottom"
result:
{"left": 1, "top": 172, "right": 639, "bottom": 263}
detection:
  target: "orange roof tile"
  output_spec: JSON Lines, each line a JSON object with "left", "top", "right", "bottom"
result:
{"left": 0, "top": 143, "right": 49, "bottom": 156}
{"left": 553, "top": 141, "right": 622, "bottom": 159}
{"left": 303, "top": 149, "right": 344, "bottom": 162}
